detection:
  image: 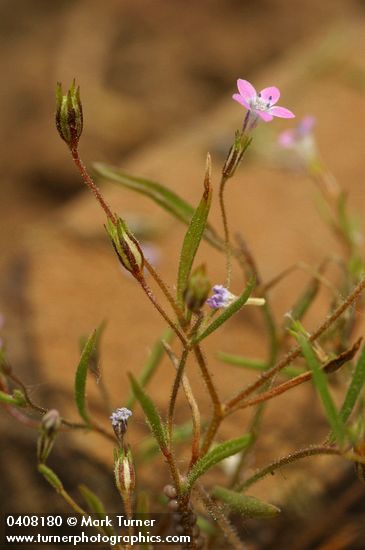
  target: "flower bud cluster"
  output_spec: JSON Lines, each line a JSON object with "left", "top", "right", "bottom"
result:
{"left": 37, "top": 409, "right": 61, "bottom": 464}
{"left": 183, "top": 265, "right": 211, "bottom": 313}
{"left": 55, "top": 80, "right": 83, "bottom": 150}
{"left": 163, "top": 485, "right": 204, "bottom": 548}
{"left": 115, "top": 446, "right": 135, "bottom": 501}
{"left": 106, "top": 218, "right": 145, "bottom": 278}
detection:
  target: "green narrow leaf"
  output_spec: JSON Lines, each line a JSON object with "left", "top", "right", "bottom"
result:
{"left": 38, "top": 464, "right": 63, "bottom": 492}
{"left": 78, "top": 485, "right": 107, "bottom": 515}
{"left": 128, "top": 373, "right": 167, "bottom": 452}
{"left": 183, "top": 434, "right": 252, "bottom": 492}
{"left": 126, "top": 329, "right": 173, "bottom": 410}
{"left": 139, "top": 420, "right": 194, "bottom": 460}
{"left": 193, "top": 278, "right": 256, "bottom": 344}
{"left": 211, "top": 486, "right": 280, "bottom": 518}
{"left": 93, "top": 162, "right": 222, "bottom": 250}
{"left": 78, "top": 485, "right": 114, "bottom": 535}
{"left": 75, "top": 329, "right": 98, "bottom": 424}
{"left": 217, "top": 352, "right": 304, "bottom": 378}
{"left": 79, "top": 321, "right": 106, "bottom": 379}
{"left": 177, "top": 158, "right": 212, "bottom": 306}
{"left": 296, "top": 331, "right": 346, "bottom": 446}
{"left": 340, "top": 344, "right": 365, "bottom": 423}
{"left": 217, "top": 352, "right": 268, "bottom": 370}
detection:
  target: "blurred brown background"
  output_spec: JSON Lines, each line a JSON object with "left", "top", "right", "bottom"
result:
{"left": 1, "top": 1, "right": 365, "bottom": 548}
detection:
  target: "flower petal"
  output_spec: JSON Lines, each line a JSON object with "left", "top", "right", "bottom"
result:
{"left": 278, "top": 129, "right": 295, "bottom": 147}
{"left": 259, "top": 86, "right": 280, "bottom": 104}
{"left": 232, "top": 93, "right": 250, "bottom": 109}
{"left": 269, "top": 106, "right": 295, "bottom": 119}
{"left": 256, "top": 110, "right": 273, "bottom": 122}
{"left": 237, "top": 79, "right": 256, "bottom": 101}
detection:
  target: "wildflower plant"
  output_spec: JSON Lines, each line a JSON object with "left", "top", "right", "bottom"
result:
{"left": 1, "top": 78, "right": 365, "bottom": 549}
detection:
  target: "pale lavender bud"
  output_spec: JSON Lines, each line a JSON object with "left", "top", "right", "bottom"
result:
{"left": 110, "top": 407, "right": 132, "bottom": 440}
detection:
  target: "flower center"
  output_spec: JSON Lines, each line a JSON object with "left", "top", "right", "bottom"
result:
{"left": 251, "top": 93, "right": 272, "bottom": 112}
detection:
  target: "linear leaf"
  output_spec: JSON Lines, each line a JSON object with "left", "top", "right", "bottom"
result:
{"left": 217, "top": 352, "right": 304, "bottom": 378}
{"left": 93, "top": 162, "right": 222, "bottom": 250}
{"left": 184, "top": 434, "right": 252, "bottom": 492}
{"left": 211, "top": 486, "right": 280, "bottom": 518}
{"left": 128, "top": 373, "right": 167, "bottom": 452}
{"left": 78, "top": 485, "right": 107, "bottom": 515}
{"left": 193, "top": 278, "right": 255, "bottom": 344}
{"left": 140, "top": 420, "right": 193, "bottom": 460}
{"left": 177, "top": 157, "right": 212, "bottom": 306}
{"left": 296, "top": 331, "right": 346, "bottom": 446}
{"left": 340, "top": 343, "right": 365, "bottom": 423}
{"left": 74, "top": 329, "right": 98, "bottom": 424}
{"left": 78, "top": 485, "right": 115, "bottom": 536}
{"left": 38, "top": 464, "right": 63, "bottom": 492}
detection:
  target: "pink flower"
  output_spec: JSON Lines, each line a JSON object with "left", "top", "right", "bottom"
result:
{"left": 233, "top": 79, "right": 295, "bottom": 122}
{"left": 278, "top": 115, "right": 315, "bottom": 148}
{"left": 278, "top": 116, "right": 317, "bottom": 163}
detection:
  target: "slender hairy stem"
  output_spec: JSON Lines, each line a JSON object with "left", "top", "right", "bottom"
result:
{"left": 6, "top": 372, "right": 114, "bottom": 436}
{"left": 194, "top": 345, "right": 221, "bottom": 414}
{"left": 167, "top": 348, "right": 189, "bottom": 446}
{"left": 144, "top": 259, "right": 186, "bottom": 327}
{"left": 71, "top": 148, "right": 116, "bottom": 224}
{"left": 225, "top": 275, "right": 365, "bottom": 412}
{"left": 138, "top": 277, "right": 187, "bottom": 345}
{"left": 226, "top": 360, "right": 343, "bottom": 415}
{"left": 193, "top": 344, "right": 223, "bottom": 456}
{"left": 163, "top": 343, "right": 201, "bottom": 467}
{"left": 237, "top": 445, "right": 341, "bottom": 492}
{"left": 200, "top": 414, "right": 222, "bottom": 457}
{"left": 160, "top": 444, "right": 182, "bottom": 494}
{"left": 235, "top": 234, "right": 278, "bottom": 366}
{"left": 219, "top": 176, "right": 232, "bottom": 288}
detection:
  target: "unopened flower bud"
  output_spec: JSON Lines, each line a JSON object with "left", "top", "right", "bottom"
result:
{"left": 110, "top": 407, "right": 132, "bottom": 441}
{"left": 183, "top": 265, "right": 211, "bottom": 313}
{"left": 106, "top": 218, "right": 144, "bottom": 277}
{"left": 55, "top": 80, "right": 83, "bottom": 150}
{"left": 163, "top": 484, "right": 177, "bottom": 499}
{"left": 37, "top": 409, "right": 61, "bottom": 463}
{"left": 223, "top": 131, "right": 252, "bottom": 179}
{"left": 114, "top": 446, "right": 135, "bottom": 499}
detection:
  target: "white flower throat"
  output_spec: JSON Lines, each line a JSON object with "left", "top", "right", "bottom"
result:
{"left": 251, "top": 93, "right": 272, "bottom": 112}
